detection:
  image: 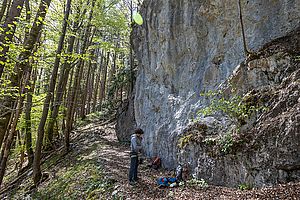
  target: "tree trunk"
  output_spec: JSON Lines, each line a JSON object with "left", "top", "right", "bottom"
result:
{"left": 4, "top": 0, "right": 12, "bottom": 21}
{"left": 0, "top": 109, "right": 11, "bottom": 153}
{"left": 0, "top": 0, "right": 25, "bottom": 79}
{"left": 92, "top": 50, "right": 103, "bottom": 112}
{"left": 110, "top": 51, "right": 117, "bottom": 101}
{"left": 33, "top": 0, "right": 69, "bottom": 185}
{"left": 47, "top": 29, "right": 76, "bottom": 143}
{"left": 64, "top": 0, "right": 96, "bottom": 152}
{"left": 0, "top": 68, "right": 31, "bottom": 186}
{"left": 16, "top": 130, "right": 25, "bottom": 172}
{"left": 87, "top": 61, "right": 95, "bottom": 114}
{"left": 24, "top": 70, "right": 36, "bottom": 166}
{"left": 79, "top": 29, "right": 96, "bottom": 118}
{"left": 129, "top": 0, "right": 134, "bottom": 94}
{"left": 64, "top": 66, "right": 75, "bottom": 147}
{"left": 65, "top": 60, "right": 82, "bottom": 151}
{"left": 0, "top": 0, "right": 25, "bottom": 145}
{"left": 99, "top": 51, "right": 110, "bottom": 109}
{"left": 80, "top": 59, "right": 91, "bottom": 119}
{"left": 22, "top": 0, "right": 34, "bottom": 167}
{"left": 0, "top": 0, "right": 8, "bottom": 22}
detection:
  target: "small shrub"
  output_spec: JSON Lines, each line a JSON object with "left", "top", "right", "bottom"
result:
{"left": 178, "top": 134, "right": 193, "bottom": 149}
{"left": 197, "top": 89, "right": 266, "bottom": 126}
{"left": 203, "top": 137, "right": 217, "bottom": 146}
{"left": 178, "top": 123, "right": 207, "bottom": 149}
{"left": 218, "top": 132, "right": 233, "bottom": 154}
{"left": 187, "top": 178, "right": 208, "bottom": 188}
{"left": 238, "top": 183, "right": 252, "bottom": 190}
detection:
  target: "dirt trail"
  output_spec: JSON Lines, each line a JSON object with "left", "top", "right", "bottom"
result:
{"left": 75, "top": 122, "right": 300, "bottom": 200}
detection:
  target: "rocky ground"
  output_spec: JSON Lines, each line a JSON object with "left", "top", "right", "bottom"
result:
{"left": 1, "top": 121, "right": 299, "bottom": 199}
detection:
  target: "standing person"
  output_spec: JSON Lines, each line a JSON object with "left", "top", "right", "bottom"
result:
{"left": 129, "top": 128, "right": 144, "bottom": 185}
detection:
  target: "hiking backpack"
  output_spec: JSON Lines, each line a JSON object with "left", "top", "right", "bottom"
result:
{"left": 156, "top": 177, "right": 177, "bottom": 187}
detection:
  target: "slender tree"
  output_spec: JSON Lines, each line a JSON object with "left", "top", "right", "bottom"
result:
{"left": 4, "top": 0, "right": 12, "bottom": 21}
{"left": 23, "top": 0, "right": 34, "bottom": 167}
{"left": 99, "top": 51, "right": 110, "bottom": 108}
{"left": 86, "top": 57, "right": 96, "bottom": 114}
{"left": 0, "top": 68, "right": 31, "bottom": 185}
{"left": 47, "top": 0, "right": 92, "bottom": 142}
{"left": 80, "top": 59, "right": 91, "bottom": 119}
{"left": 33, "top": 0, "right": 71, "bottom": 185}
{"left": 46, "top": 37, "right": 75, "bottom": 143}
{"left": 24, "top": 70, "right": 36, "bottom": 166}
{"left": 92, "top": 49, "right": 103, "bottom": 112}
{"left": 64, "top": 0, "right": 96, "bottom": 151}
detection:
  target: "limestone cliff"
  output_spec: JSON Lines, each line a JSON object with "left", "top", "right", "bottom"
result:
{"left": 130, "top": 0, "right": 300, "bottom": 187}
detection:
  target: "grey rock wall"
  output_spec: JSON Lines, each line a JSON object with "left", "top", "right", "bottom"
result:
{"left": 178, "top": 45, "right": 300, "bottom": 187}
{"left": 132, "top": 0, "right": 300, "bottom": 176}
{"left": 116, "top": 92, "right": 136, "bottom": 142}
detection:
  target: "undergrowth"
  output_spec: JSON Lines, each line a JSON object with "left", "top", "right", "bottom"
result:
{"left": 32, "top": 161, "right": 115, "bottom": 200}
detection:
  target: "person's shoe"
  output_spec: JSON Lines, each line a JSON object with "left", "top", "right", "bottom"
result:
{"left": 129, "top": 181, "right": 137, "bottom": 186}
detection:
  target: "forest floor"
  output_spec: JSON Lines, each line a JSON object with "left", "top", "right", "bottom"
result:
{"left": 1, "top": 120, "right": 300, "bottom": 199}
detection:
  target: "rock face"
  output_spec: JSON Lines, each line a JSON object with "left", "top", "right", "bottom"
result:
{"left": 132, "top": 0, "right": 300, "bottom": 187}
{"left": 116, "top": 93, "right": 136, "bottom": 142}
{"left": 178, "top": 29, "right": 300, "bottom": 187}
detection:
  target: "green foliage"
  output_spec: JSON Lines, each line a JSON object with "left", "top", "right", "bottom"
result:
{"left": 75, "top": 111, "right": 105, "bottom": 127}
{"left": 218, "top": 132, "right": 233, "bottom": 154}
{"left": 2, "top": 0, "right": 139, "bottom": 190}
{"left": 206, "top": 129, "right": 246, "bottom": 156}
{"left": 238, "top": 183, "right": 252, "bottom": 190}
{"left": 32, "top": 161, "right": 115, "bottom": 199}
{"left": 99, "top": 100, "right": 119, "bottom": 116}
{"left": 0, "top": 83, "right": 19, "bottom": 99}
{"left": 178, "top": 134, "right": 194, "bottom": 149}
{"left": 178, "top": 123, "right": 208, "bottom": 149}
{"left": 86, "top": 177, "right": 116, "bottom": 200}
{"left": 187, "top": 178, "right": 208, "bottom": 188}
{"left": 15, "top": 93, "right": 47, "bottom": 155}
{"left": 197, "top": 90, "right": 266, "bottom": 125}
{"left": 203, "top": 137, "right": 217, "bottom": 146}
{"left": 198, "top": 91, "right": 246, "bottom": 119}
{"left": 107, "top": 66, "right": 131, "bottom": 100}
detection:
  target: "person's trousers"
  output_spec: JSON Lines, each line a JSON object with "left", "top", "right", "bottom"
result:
{"left": 129, "top": 155, "right": 138, "bottom": 182}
